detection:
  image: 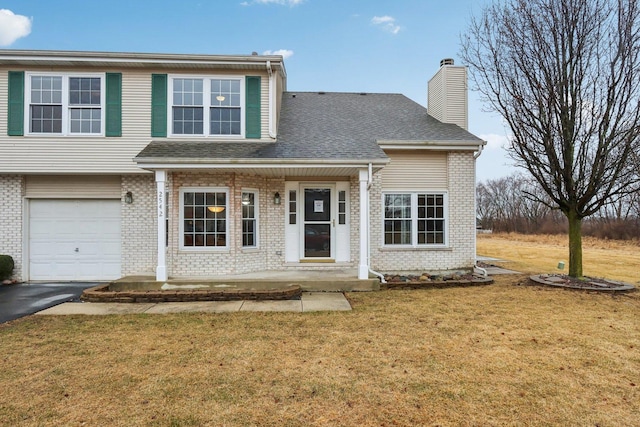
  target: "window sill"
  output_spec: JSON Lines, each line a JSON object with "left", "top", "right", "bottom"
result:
{"left": 379, "top": 246, "right": 451, "bottom": 252}
{"left": 241, "top": 247, "right": 260, "bottom": 253}
{"left": 178, "top": 247, "right": 230, "bottom": 253}
{"left": 23, "top": 133, "right": 106, "bottom": 138}
{"left": 167, "top": 134, "right": 245, "bottom": 139}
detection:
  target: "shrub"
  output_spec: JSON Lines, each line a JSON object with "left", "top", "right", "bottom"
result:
{"left": 0, "top": 255, "right": 15, "bottom": 280}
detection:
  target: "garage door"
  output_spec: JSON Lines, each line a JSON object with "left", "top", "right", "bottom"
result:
{"left": 29, "top": 200, "right": 121, "bottom": 281}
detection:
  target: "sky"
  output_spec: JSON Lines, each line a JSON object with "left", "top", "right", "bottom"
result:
{"left": 0, "top": 0, "right": 515, "bottom": 182}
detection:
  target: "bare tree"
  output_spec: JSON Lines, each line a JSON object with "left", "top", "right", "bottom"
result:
{"left": 462, "top": 0, "right": 640, "bottom": 276}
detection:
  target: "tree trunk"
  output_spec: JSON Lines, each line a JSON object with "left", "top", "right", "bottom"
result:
{"left": 567, "top": 211, "right": 583, "bottom": 277}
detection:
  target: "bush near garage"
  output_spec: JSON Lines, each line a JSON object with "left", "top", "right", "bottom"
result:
{"left": 0, "top": 255, "right": 14, "bottom": 281}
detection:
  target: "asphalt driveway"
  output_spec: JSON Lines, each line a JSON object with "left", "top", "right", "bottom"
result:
{"left": 0, "top": 282, "right": 98, "bottom": 323}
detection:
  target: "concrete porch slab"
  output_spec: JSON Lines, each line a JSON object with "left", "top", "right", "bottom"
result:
{"left": 112, "top": 268, "right": 380, "bottom": 292}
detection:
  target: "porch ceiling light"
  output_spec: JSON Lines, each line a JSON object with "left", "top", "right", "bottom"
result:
{"left": 207, "top": 206, "right": 225, "bottom": 213}
{"left": 216, "top": 95, "right": 226, "bottom": 102}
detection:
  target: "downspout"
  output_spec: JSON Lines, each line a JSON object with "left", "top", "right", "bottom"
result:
{"left": 266, "top": 60, "right": 277, "bottom": 139}
{"left": 366, "top": 162, "right": 387, "bottom": 283}
{"left": 473, "top": 141, "right": 488, "bottom": 277}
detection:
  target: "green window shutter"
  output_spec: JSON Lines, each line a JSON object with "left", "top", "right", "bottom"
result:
{"left": 105, "top": 73, "right": 122, "bottom": 137}
{"left": 8, "top": 71, "right": 25, "bottom": 136}
{"left": 245, "top": 76, "right": 261, "bottom": 139}
{"left": 151, "top": 74, "right": 168, "bottom": 137}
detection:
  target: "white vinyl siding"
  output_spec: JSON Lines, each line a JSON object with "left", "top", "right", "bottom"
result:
{"left": 25, "top": 175, "right": 121, "bottom": 198}
{"left": 381, "top": 151, "right": 448, "bottom": 191}
{"left": 427, "top": 65, "right": 468, "bottom": 130}
{"left": 0, "top": 69, "right": 151, "bottom": 173}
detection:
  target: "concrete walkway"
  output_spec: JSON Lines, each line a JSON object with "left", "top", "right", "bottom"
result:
{"left": 36, "top": 292, "right": 352, "bottom": 316}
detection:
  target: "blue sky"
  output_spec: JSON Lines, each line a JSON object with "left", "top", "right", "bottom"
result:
{"left": 0, "top": 0, "right": 514, "bottom": 181}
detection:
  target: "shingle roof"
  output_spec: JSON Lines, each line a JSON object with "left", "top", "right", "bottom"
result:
{"left": 136, "top": 91, "right": 482, "bottom": 163}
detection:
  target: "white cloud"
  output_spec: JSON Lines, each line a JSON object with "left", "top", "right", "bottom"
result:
{"left": 479, "top": 133, "right": 511, "bottom": 151}
{"left": 0, "top": 9, "right": 32, "bottom": 46}
{"left": 263, "top": 49, "right": 294, "bottom": 59}
{"left": 371, "top": 15, "right": 401, "bottom": 35}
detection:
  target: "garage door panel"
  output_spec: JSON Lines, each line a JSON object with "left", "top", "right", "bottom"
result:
{"left": 29, "top": 200, "right": 122, "bottom": 281}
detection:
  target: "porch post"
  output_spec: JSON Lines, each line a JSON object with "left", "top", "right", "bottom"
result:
{"left": 358, "top": 169, "right": 369, "bottom": 279}
{"left": 155, "top": 170, "right": 167, "bottom": 281}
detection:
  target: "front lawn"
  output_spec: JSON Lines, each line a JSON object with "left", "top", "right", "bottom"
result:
{"left": 0, "top": 234, "right": 638, "bottom": 426}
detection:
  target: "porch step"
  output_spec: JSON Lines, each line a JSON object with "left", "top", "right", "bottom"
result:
{"left": 92, "top": 275, "right": 380, "bottom": 302}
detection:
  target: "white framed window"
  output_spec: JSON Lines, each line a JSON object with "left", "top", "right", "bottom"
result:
{"left": 383, "top": 192, "right": 448, "bottom": 247}
{"left": 25, "top": 72, "right": 105, "bottom": 136}
{"left": 241, "top": 190, "right": 259, "bottom": 248}
{"left": 179, "top": 187, "right": 229, "bottom": 250}
{"left": 169, "top": 75, "right": 244, "bottom": 137}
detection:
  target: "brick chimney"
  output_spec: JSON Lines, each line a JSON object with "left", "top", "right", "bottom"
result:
{"left": 427, "top": 58, "right": 468, "bottom": 130}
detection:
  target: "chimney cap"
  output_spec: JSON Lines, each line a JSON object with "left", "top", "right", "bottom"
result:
{"left": 440, "top": 58, "right": 454, "bottom": 67}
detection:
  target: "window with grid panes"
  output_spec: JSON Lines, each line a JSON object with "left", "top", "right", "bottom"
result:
{"left": 181, "top": 188, "right": 228, "bottom": 248}
{"left": 383, "top": 193, "right": 446, "bottom": 246}
{"left": 242, "top": 191, "right": 258, "bottom": 247}
{"left": 27, "top": 73, "right": 104, "bottom": 135}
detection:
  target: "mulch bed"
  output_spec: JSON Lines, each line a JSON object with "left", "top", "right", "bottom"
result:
{"left": 528, "top": 274, "right": 635, "bottom": 292}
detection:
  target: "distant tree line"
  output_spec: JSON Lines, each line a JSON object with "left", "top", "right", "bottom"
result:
{"left": 477, "top": 173, "right": 640, "bottom": 240}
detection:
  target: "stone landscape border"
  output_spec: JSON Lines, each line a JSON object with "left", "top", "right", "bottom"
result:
{"left": 81, "top": 283, "right": 303, "bottom": 303}
{"left": 383, "top": 274, "right": 494, "bottom": 290}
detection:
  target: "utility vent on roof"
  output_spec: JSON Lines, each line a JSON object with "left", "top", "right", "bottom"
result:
{"left": 292, "top": 94, "right": 296, "bottom": 98}
{"left": 360, "top": 92, "right": 367, "bottom": 95}
{"left": 318, "top": 91, "right": 326, "bottom": 95}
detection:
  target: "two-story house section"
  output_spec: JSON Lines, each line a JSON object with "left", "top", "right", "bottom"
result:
{"left": 0, "top": 50, "right": 485, "bottom": 285}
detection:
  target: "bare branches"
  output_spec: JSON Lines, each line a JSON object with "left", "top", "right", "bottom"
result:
{"left": 462, "top": 0, "right": 640, "bottom": 276}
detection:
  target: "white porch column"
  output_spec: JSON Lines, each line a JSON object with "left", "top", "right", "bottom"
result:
{"left": 155, "top": 170, "right": 167, "bottom": 282}
{"left": 358, "top": 169, "right": 369, "bottom": 279}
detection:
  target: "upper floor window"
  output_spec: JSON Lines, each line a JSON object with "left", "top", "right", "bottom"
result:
{"left": 170, "top": 76, "right": 243, "bottom": 137}
{"left": 26, "top": 73, "right": 105, "bottom": 135}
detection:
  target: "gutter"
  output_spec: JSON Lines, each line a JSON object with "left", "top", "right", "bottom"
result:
{"left": 474, "top": 141, "right": 485, "bottom": 159}
{"left": 473, "top": 139, "right": 487, "bottom": 277}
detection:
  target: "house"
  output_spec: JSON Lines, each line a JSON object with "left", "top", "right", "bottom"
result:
{"left": 0, "top": 50, "right": 485, "bottom": 287}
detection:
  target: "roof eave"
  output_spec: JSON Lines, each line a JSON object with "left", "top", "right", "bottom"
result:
{"left": 377, "top": 139, "right": 486, "bottom": 151}
{"left": 0, "top": 49, "right": 285, "bottom": 70}
{"left": 134, "top": 158, "right": 390, "bottom": 168}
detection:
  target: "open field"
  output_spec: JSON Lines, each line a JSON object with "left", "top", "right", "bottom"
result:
{"left": 1, "top": 234, "right": 639, "bottom": 426}
{"left": 478, "top": 232, "right": 640, "bottom": 284}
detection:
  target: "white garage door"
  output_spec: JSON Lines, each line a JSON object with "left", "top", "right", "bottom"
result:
{"left": 29, "top": 200, "right": 121, "bottom": 281}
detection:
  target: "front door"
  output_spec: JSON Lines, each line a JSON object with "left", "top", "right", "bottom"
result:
{"left": 302, "top": 186, "right": 334, "bottom": 259}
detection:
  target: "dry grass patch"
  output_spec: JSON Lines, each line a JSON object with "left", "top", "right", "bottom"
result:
{"left": 478, "top": 232, "right": 640, "bottom": 284}
{"left": 1, "top": 276, "right": 639, "bottom": 426}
